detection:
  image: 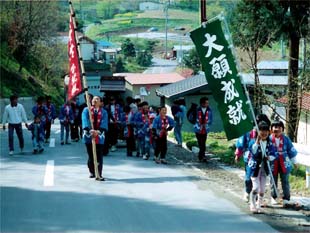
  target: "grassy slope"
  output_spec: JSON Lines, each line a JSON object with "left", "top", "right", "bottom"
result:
{"left": 0, "top": 45, "right": 64, "bottom": 107}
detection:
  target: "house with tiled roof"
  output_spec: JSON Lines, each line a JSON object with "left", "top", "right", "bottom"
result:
{"left": 115, "top": 72, "right": 185, "bottom": 106}
{"left": 276, "top": 92, "right": 310, "bottom": 145}
{"left": 156, "top": 72, "right": 224, "bottom": 133}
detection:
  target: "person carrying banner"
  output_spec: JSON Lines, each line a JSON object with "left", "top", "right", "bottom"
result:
{"left": 269, "top": 120, "right": 298, "bottom": 207}
{"left": 194, "top": 97, "right": 213, "bottom": 162}
{"left": 152, "top": 106, "right": 175, "bottom": 164}
{"left": 248, "top": 121, "right": 277, "bottom": 213}
{"left": 2, "top": 95, "right": 28, "bottom": 155}
{"left": 82, "top": 96, "right": 108, "bottom": 181}
{"left": 234, "top": 114, "right": 271, "bottom": 202}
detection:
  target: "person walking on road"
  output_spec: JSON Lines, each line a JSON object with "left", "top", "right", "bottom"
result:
{"left": 27, "top": 116, "right": 45, "bottom": 154}
{"left": 194, "top": 97, "right": 213, "bottom": 162}
{"left": 44, "top": 95, "right": 57, "bottom": 143}
{"left": 2, "top": 95, "right": 28, "bottom": 155}
{"left": 152, "top": 106, "right": 175, "bottom": 164}
{"left": 234, "top": 114, "right": 271, "bottom": 202}
{"left": 82, "top": 96, "right": 108, "bottom": 181}
{"left": 248, "top": 121, "right": 277, "bottom": 213}
{"left": 269, "top": 120, "right": 298, "bottom": 207}
{"left": 59, "top": 100, "right": 74, "bottom": 145}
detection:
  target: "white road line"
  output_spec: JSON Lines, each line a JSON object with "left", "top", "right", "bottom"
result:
{"left": 49, "top": 138, "right": 55, "bottom": 147}
{"left": 44, "top": 160, "right": 54, "bottom": 187}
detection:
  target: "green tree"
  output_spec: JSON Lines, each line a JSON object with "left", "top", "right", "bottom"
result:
{"left": 115, "top": 57, "right": 126, "bottom": 72}
{"left": 230, "top": 0, "right": 280, "bottom": 115}
{"left": 121, "top": 38, "right": 136, "bottom": 58}
{"left": 1, "top": 1, "right": 59, "bottom": 72}
{"left": 136, "top": 50, "right": 152, "bottom": 67}
{"left": 276, "top": 0, "right": 310, "bottom": 141}
{"left": 183, "top": 48, "right": 201, "bottom": 75}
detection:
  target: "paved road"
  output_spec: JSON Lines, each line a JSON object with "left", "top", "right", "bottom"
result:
{"left": 0, "top": 122, "right": 278, "bottom": 233}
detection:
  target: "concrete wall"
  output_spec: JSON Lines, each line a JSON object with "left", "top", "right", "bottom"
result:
{"left": 297, "top": 111, "right": 310, "bottom": 145}
{"left": 0, "top": 97, "right": 35, "bottom": 123}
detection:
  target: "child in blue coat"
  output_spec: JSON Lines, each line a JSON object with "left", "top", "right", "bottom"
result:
{"left": 248, "top": 121, "right": 277, "bottom": 213}
{"left": 28, "top": 116, "right": 45, "bottom": 154}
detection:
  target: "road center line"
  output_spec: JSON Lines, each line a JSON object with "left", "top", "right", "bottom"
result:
{"left": 44, "top": 160, "right": 54, "bottom": 187}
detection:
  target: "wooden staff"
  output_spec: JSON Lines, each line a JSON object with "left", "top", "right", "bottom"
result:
{"left": 68, "top": 1, "right": 100, "bottom": 180}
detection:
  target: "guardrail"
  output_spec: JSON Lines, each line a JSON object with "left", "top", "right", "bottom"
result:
{"left": 293, "top": 143, "right": 310, "bottom": 189}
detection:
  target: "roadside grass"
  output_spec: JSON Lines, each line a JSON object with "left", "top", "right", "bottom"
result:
{"left": 179, "top": 131, "right": 309, "bottom": 195}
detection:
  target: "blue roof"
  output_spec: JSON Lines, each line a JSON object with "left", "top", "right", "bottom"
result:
{"left": 96, "top": 40, "right": 114, "bottom": 47}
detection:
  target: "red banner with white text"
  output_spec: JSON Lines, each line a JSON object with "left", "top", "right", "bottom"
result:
{"left": 67, "top": 15, "right": 82, "bottom": 101}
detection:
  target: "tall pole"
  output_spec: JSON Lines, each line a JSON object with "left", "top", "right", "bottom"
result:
{"left": 69, "top": 0, "right": 100, "bottom": 180}
{"left": 200, "top": 0, "right": 207, "bottom": 23}
{"left": 164, "top": 2, "right": 168, "bottom": 59}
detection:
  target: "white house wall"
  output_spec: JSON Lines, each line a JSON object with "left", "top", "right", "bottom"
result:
{"left": 80, "top": 43, "right": 95, "bottom": 61}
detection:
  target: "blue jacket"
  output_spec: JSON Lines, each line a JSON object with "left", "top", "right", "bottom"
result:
{"left": 269, "top": 134, "right": 298, "bottom": 174}
{"left": 28, "top": 122, "right": 45, "bottom": 141}
{"left": 82, "top": 107, "right": 108, "bottom": 144}
{"left": 235, "top": 129, "right": 257, "bottom": 162}
{"left": 45, "top": 104, "right": 57, "bottom": 122}
{"left": 59, "top": 104, "right": 74, "bottom": 125}
{"left": 248, "top": 138, "right": 277, "bottom": 177}
{"left": 32, "top": 105, "right": 48, "bottom": 123}
{"left": 120, "top": 111, "right": 134, "bottom": 138}
{"left": 193, "top": 106, "right": 212, "bottom": 134}
{"left": 152, "top": 115, "right": 175, "bottom": 138}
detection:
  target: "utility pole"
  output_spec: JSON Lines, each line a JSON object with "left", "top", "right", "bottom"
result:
{"left": 164, "top": 2, "right": 168, "bottom": 59}
{"left": 200, "top": 0, "right": 207, "bottom": 23}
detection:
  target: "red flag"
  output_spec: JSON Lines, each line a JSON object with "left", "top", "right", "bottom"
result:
{"left": 67, "top": 15, "right": 82, "bottom": 100}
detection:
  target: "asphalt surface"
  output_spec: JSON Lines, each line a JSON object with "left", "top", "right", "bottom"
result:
{"left": 0, "top": 121, "right": 280, "bottom": 233}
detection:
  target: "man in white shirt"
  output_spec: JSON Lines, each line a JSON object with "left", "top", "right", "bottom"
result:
{"left": 2, "top": 95, "right": 28, "bottom": 155}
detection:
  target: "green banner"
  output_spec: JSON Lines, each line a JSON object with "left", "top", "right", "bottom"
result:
{"left": 190, "top": 18, "right": 253, "bottom": 140}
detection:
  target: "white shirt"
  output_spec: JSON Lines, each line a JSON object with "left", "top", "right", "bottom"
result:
{"left": 2, "top": 103, "right": 28, "bottom": 124}
{"left": 201, "top": 107, "right": 207, "bottom": 115}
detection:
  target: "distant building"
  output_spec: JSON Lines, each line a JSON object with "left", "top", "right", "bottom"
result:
{"left": 156, "top": 72, "right": 223, "bottom": 133}
{"left": 76, "top": 36, "right": 122, "bottom": 102}
{"left": 139, "top": 2, "right": 163, "bottom": 11}
{"left": 115, "top": 72, "right": 185, "bottom": 106}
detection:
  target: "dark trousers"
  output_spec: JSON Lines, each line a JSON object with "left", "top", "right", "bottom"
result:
{"left": 126, "top": 135, "right": 136, "bottom": 156}
{"left": 45, "top": 121, "right": 52, "bottom": 140}
{"left": 70, "top": 121, "right": 80, "bottom": 140}
{"left": 85, "top": 143, "right": 103, "bottom": 177}
{"left": 195, "top": 133, "right": 207, "bottom": 160}
{"left": 8, "top": 123, "right": 24, "bottom": 151}
{"left": 154, "top": 136, "right": 167, "bottom": 159}
{"left": 108, "top": 123, "right": 118, "bottom": 147}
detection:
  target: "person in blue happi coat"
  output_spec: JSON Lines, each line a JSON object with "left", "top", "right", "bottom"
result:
{"left": 82, "top": 96, "right": 108, "bottom": 181}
